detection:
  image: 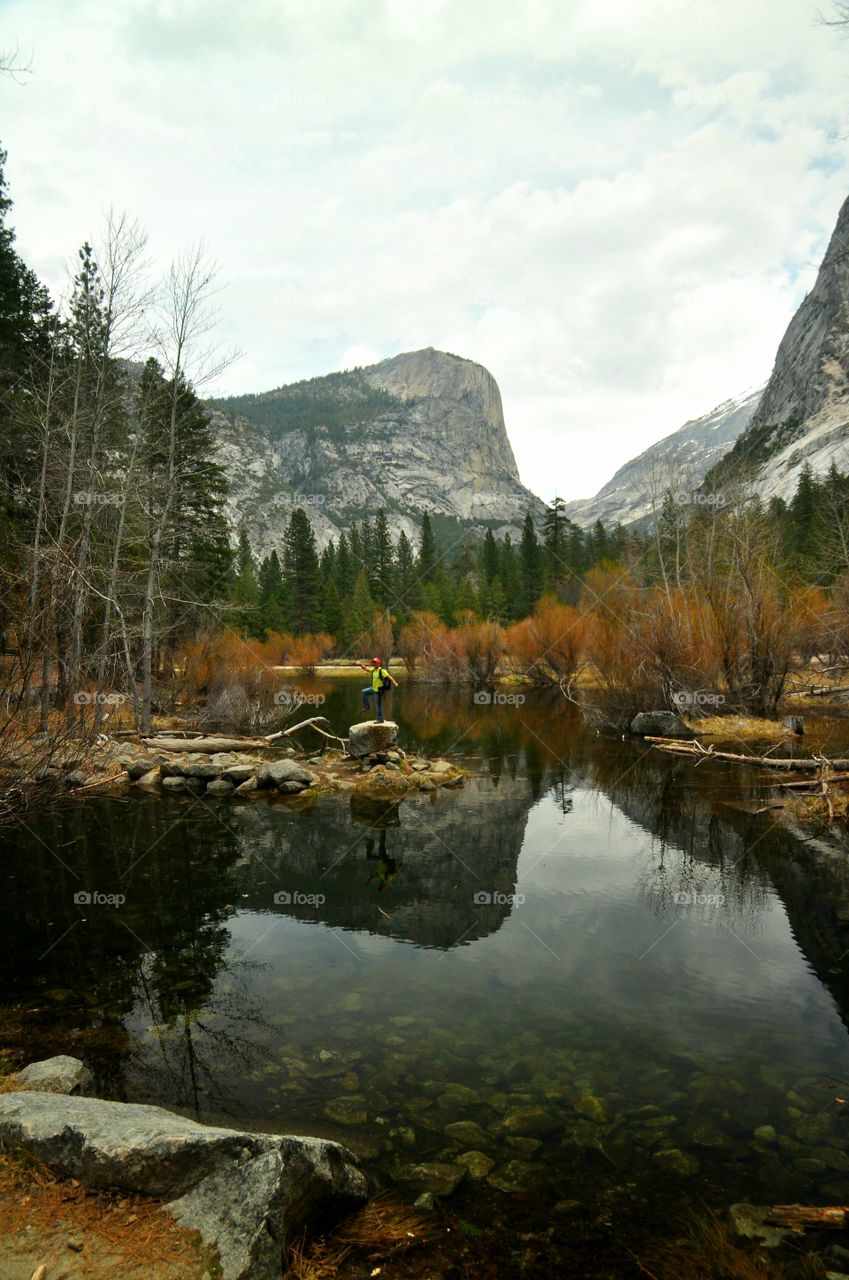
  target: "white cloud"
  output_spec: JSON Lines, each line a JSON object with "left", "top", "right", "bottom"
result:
{"left": 2, "top": 0, "right": 849, "bottom": 502}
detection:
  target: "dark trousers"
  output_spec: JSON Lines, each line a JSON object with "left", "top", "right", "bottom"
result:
{"left": 361, "top": 687, "right": 384, "bottom": 721}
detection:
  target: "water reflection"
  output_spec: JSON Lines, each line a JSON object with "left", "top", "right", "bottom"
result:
{"left": 4, "top": 683, "right": 849, "bottom": 1215}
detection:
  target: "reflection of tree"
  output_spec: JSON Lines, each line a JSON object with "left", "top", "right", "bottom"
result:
{"left": 0, "top": 795, "right": 269, "bottom": 1112}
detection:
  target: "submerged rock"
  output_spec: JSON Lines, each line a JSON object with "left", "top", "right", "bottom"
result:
{"left": 394, "top": 1161, "right": 465, "bottom": 1198}
{"left": 455, "top": 1150, "right": 495, "bottom": 1179}
{"left": 652, "top": 1147, "right": 699, "bottom": 1177}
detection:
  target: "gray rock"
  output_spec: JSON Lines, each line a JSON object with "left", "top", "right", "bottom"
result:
{"left": 223, "top": 765, "right": 256, "bottom": 785}
{"left": 206, "top": 778, "right": 235, "bottom": 796}
{"left": 257, "top": 759, "right": 313, "bottom": 789}
{"left": 728, "top": 1202, "right": 792, "bottom": 1248}
{"left": 0, "top": 1092, "right": 367, "bottom": 1280}
{"left": 629, "top": 711, "right": 695, "bottom": 740}
{"left": 347, "top": 721, "right": 399, "bottom": 758}
{"left": 394, "top": 1161, "right": 465, "bottom": 1198}
{"left": 183, "top": 761, "right": 223, "bottom": 781}
{"left": 15, "top": 1056, "right": 92, "bottom": 1096}
{"left": 278, "top": 779, "right": 309, "bottom": 794}
{"left": 125, "top": 759, "right": 157, "bottom": 780}
{"left": 235, "top": 776, "right": 259, "bottom": 795}
{"left": 161, "top": 776, "right": 187, "bottom": 791}
{"left": 136, "top": 767, "right": 160, "bottom": 787}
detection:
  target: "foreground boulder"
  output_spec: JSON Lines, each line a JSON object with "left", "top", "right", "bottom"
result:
{"left": 348, "top": 720, "right": 399, "bottom": 758}
{"left": 14, "top": 1054, "right": 92, "bottom": 1096}
{"left": 629, "top": 710, "right": 695, "bottom": 740}
{"left": 0, "top": 1092, "right": 368, "bottom": 1280}
{"left": 256, "top": 759, "right": 314, "bottom": 790}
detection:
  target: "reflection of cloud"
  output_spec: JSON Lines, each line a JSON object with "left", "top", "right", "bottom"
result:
{"left": 4, "top": 0, "right": 849, "bottom": 499}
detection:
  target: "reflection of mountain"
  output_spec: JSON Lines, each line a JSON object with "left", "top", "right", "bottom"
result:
{"left": 226, "top": 777, "right": 533, "bottom": 949}
{"left": 569, "top": 739, "right": 849, "bottom": 1032}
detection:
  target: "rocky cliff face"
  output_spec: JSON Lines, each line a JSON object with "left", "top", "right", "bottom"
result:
{"left": 210, "top": 348, "right": 542, "bottom": 555}
{"left": 564, "top": 388, "right": 761, "bottom": 529}
{"left": 708, "top": 194, "right": 849, "bottom": 502}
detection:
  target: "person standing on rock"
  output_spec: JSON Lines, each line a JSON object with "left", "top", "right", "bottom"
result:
{"left": 358, "top": 657, "right": 397, "bottom": 723}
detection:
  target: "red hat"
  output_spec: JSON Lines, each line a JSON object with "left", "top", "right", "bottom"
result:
{"left": 372, "top": 656, "right": 381, "bottom": 664}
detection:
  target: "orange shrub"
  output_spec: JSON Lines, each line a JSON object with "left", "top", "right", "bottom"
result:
{"left": 505, "top": 595, "right": 585, "bottom": 685}
{"left": 398, "top": 611, "right": 445, "bottom": 674}
{"left": 289, "top": 632, "right": 334, "bottom": 674}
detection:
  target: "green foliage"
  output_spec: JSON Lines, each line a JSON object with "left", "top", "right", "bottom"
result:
{"left": 210, "top": 369, "right": 401, "bottom": 443}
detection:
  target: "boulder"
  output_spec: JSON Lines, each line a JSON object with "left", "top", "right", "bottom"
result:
{"left": 393, "top": 1160, "right": 465, "bottom": 1198}
{"left": 206, "top": 778, "right": 235, "bottom": 796}
{"left": 0, "top": 1092, "right": 367, "bottom": 1280}
{"left": 161, "top": 776, "right": 187, "bottom": 791}
{"left": 257, "top": 760, "right": 313, "bottom": 789}
{"left": 183, "top": 761, "right": 223, "bottom": 780}
{"left": 15, "top": 1056, "right": 92, "bottom": 1096}
{"left": 629, "top": 711, "right": 695, "bottom": 740}
{"left": 347, "top": 721, "right": 399, "bottom": 758}
{"left": 235, "top": 776, "right": 259, "bottom": 795}
{"left": 125, "top": 759, "right": 156, "bottom": 780}
{"left": 222, "top": 764, "right": 256, "bottom": 785}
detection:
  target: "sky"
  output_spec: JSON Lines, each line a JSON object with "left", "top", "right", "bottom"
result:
{"left": 3, "top": 0, "right": 849, "bottom": 504}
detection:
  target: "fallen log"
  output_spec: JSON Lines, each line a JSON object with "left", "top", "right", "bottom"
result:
{"left": 645, "top": 737, "right": 849, "bottom": 771}
{"left": 765, "top": 1204, "right": 848, "bottom": 1233}
{"left": 140, "top": 736, "right": 270, "bottom": 753}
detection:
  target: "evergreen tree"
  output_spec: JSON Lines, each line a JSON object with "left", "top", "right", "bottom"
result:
{"left": 787, "top": 462, "right": 816, "bottom": 567}
{"left": 480, "top": 528, "right": 500, "bottom": 584}
{"left": 500, "top": 533, "right": 523, "bottom": 621}
{"left": 417, "top": 512, "right": 438, "bottom": 582}
{"left": 282, "top": 507, "right": 321, "bottom": 633}
{"left": 372, "top": 509, "right": 394, "bottom": 605}
{"left": 519, "top": 512, "right": 544, "bottom": 616}
{"left": 359, "top": 516, "right": 375, "bottom": 589}
{"left": 258, "top": 551, "right": 287, "bottom": 634}
{"left": 345, "top": 567, "right": 376, "bottom": 651}
{"left": 322, "top": 576, "right": 343, "bottom": 638}
{"left": 231, "top": 528, "right": 261, "bottom": 633}
{"left": 394, "top": 528, "right": 416, "bottom": 617}
{"left": 543, "top": 497, "right": 569, "bottom": 591}
{"left": 336, "top": 531, "right": 354, "bottom": 598}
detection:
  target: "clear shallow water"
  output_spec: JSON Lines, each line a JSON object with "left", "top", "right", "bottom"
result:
{"left": 4, "top": 681, "right": 849, "bottom": 1216}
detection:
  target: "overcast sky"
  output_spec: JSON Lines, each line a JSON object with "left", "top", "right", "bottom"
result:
{"left": 3, "top": 0, "right": 849, "bottom": 503}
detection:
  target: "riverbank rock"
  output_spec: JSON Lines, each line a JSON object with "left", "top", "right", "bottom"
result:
{"left": 630, "top": 711, "right": 695, "bottom": 739}
{"left": 348, "top": 721, "right": 399, "bottom": 758}
{"left": 14, "top": 1055, "right": 92, "bottom": 1096}
{"left": 0, "top": 1091, "right": 367, "bottom": 1280}
{"left": 256, "top": 759, "right": 314, "bottom": 791}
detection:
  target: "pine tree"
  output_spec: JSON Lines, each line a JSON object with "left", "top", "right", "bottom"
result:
{"left": 345, "top": 567, "right": 376, "bottom": 652}
{"left": 394, "top": 528, "right": 416, "bottom": 618}
{"left": 231, "top": 528, "right": 261, "bottom": 633}
{"left": 336, "top": 531, "right": 354, "bottom": 598}
{"left": 417, "top": 512, "right": 438, "bottom": 582}
{"left": 519, "top": 512, "right": 543, "bottom": 616}
{"left": 480, "top": 528, "right": 500, "bottom": 584}
{"left": 282, "top": 507, "right": 321, "bottom": 633}
{"left": 322, "top": 576, "right": 343, "bottom": 638}
{"left": 500, "top": 533, "right": 523, "bottom": 621}
{"left": 258, "top": 551, "right": 287, "bottom": 635}
{"left": 787, "top": 463, "right": 816, "bottom": 567}
{"left": 543, "top": 497, "right": 569, "bottom": 591}
{"left": 372, "top": 509, "right": 393, "bottom": 605}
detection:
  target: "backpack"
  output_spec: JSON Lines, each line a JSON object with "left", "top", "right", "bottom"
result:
{"left": 378, "top": 668, "right": 392, "bottom": 692}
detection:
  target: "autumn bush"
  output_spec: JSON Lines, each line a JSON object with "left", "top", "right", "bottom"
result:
{"left": 505, "top": 595, "right": 585, "bottom": 687}
{"left": 289, "top": 632, "right": 334, "bottom": 674}
{"left": 397, "top": 611, "right": 445, "bottom": 674}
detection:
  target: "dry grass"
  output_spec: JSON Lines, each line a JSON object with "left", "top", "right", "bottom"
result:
{"left": 0, "top": 1149, "right": 217, "bottom": 1277}
{"left": 285, "top": 1194, "right": 436, "bottom": 1278}
{"left": 690, "top": 714, "right": 788, "bottom": 742}
{"left": 630, "top": 1209, "right": 822, "bottom": 1280}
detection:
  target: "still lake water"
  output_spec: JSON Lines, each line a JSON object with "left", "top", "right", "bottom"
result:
{"left": 5, "top": 680, "right": 849, "bottom": 1220}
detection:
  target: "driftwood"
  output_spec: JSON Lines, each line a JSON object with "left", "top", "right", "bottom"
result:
{"left": 765, "top": 1204, "right": 848, "bottom": 1233}
{"left": 645, "top": 737, "right": 849, "bottom": 771}
{"left": 278, "top": 716, "right": 348, "bottom": 749}
{"left": 140, "top": 736, "right": 270, "bottom": 753}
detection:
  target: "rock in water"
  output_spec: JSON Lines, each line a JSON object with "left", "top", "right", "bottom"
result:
{"left": 629, "top": 711, "right": 695, "bottom": 739}
{"left": 348, "top": 721, "right": 399, "bottom": 758}
{"left": 0, "top": 1092, "right": 367, "bottom": 1280}
{"left": 256, "top": 759, "right": 313, "bottom": 789}
{"left": 15, "top": 1055, "right": 92, "bottom": 1096}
